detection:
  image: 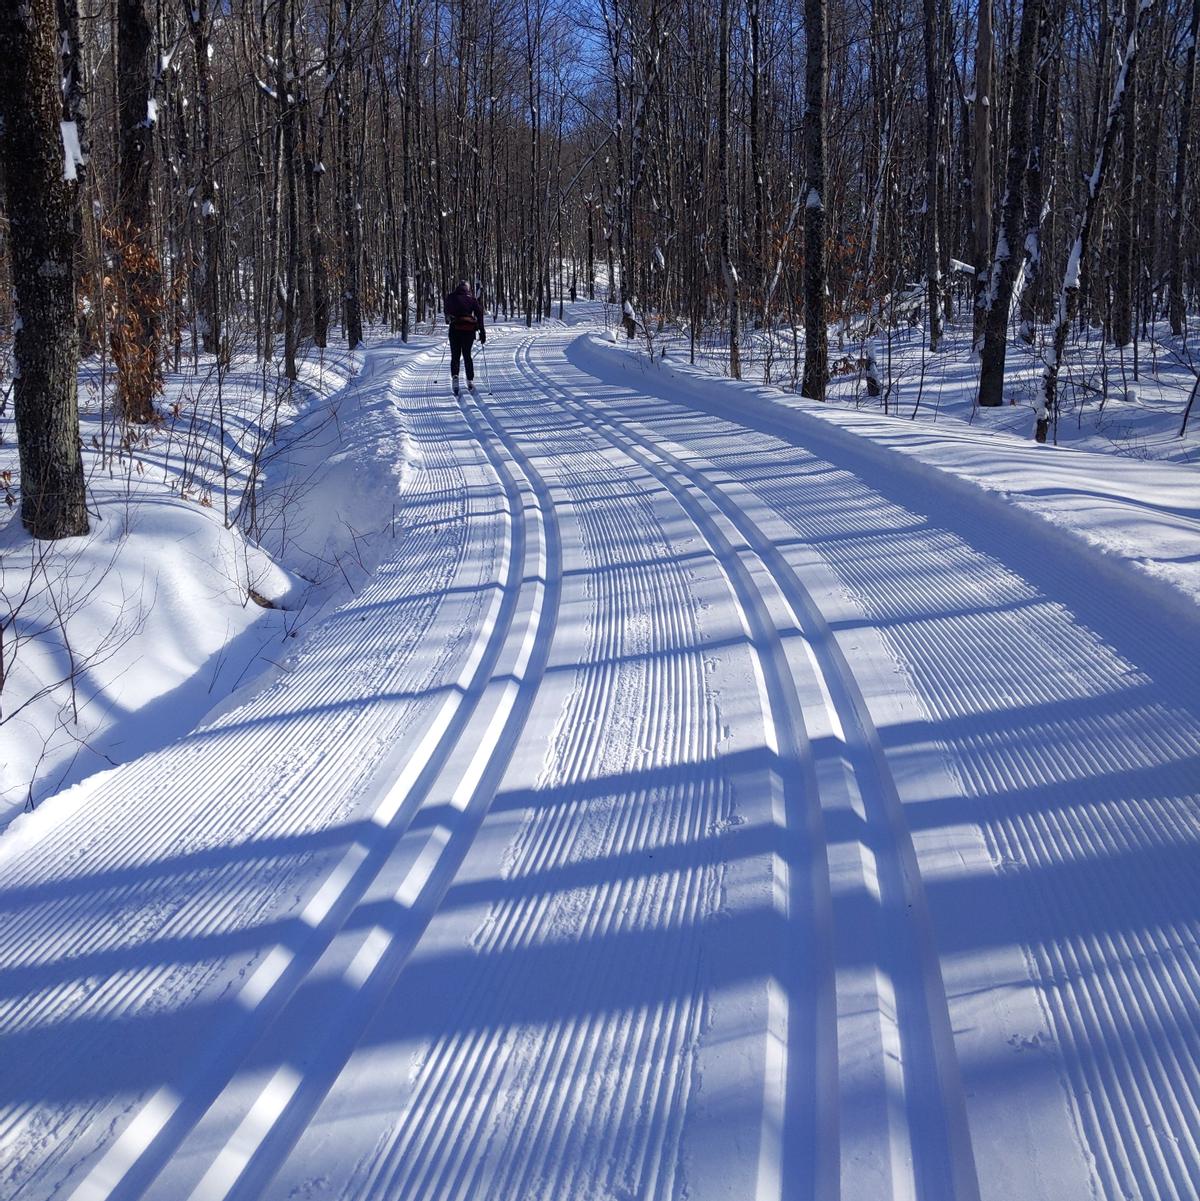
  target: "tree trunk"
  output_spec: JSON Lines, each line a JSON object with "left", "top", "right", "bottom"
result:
{"left": 300, "top": 96, "right": 330, "bottom": 349}
{"left": 1017, "top": 0, "right": 1064, "bottom": 343}
{"left": 978, "top": 0, "right": 1043, "bottom": 406}
{"left": 972, "top": 0, "right": 993, "bottom": 345}
{"left": 190, "top": 0, "right": 221, "bottom": 358}
{"left": 922, "top": 0, "right": 942, "bottom": 351}
{"left": 1169, "top": 0, "right": 1200, "bottom": 335}
{"left": 0, "top": 0, "right": 89, "bottom": 538}
{"left": 1110, "top": 0, "right": 1139, "bottom": 347}
{"left": 748, "top": 0, "right": 768, "bottom": 326}
{"left": 279, "top": 0, "right": 300, "bottom": 380}
{"left": 718, "top": 0, "right": 741, "bottom": 377}
{"left": 339, "top": 0, "right": 363, "bottom": 348}
{"left": 1041, "top": 0, "right": 1155, "bottom": 441}
{"left": 113, "top": 0, "right": 161, "bottom": 423}
{"left": 802, "top": 0, "right": 829, "bottom": 398}
{"left": 399, "top": 0, "right": 414, "bottom": 342}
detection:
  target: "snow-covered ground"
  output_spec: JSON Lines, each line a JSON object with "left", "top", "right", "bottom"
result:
{"left": 646, "top": 309, "right": 1200, "bottom": 466}
{"left": 590, "top": 327, "right": 1200, "bottom": 612}
{"left": 1, "top": 314, "right": 1199, "bottom": 1200}
{"left": 0, "top": 336, "right": 431, "bottom": 825}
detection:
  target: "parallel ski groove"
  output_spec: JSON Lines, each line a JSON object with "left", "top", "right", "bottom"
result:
{"left": 611, "top": 366, "right": 1200, "bottom": 1201}
{"left": 517, "top": 338, "right": 841, "bottom": 1201}
{"left": 337, "top": 339, "right": 727, "bottom": 1201}
{"left": 0, "top": 349, "right": 516, "bottom": 1200}
{"left": 148, "top": 337, "right": 563, "bottom": 1201}
{"left": 482, "top": 348, "right": 717, "bottom": 1201}
{"left": 527, "top": 335, "right": 991, "bottom": 1201}
{"left": 349, "top": 390, "right": 576, "bottom": 1201}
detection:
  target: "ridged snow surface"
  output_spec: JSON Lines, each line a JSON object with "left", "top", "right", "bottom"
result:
{"left": 2, "top": 322, "right": 1199, "bottom": 1201}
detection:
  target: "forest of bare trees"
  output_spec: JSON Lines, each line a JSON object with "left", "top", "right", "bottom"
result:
{"left": 2, "top": 0, "right": 1197, "bottom": 536}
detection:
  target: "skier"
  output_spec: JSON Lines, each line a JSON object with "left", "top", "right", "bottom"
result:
{"left": 444, "top": 279, "right": 486, "bottom": 394}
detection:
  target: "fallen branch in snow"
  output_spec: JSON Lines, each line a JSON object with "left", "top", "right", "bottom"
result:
{"left": 1181, "top": 378, "right": 1200, "bottom": 437}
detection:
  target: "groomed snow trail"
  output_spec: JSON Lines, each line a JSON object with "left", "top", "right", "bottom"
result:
{"left": 2, "top": 324, "right": 1199, "bottom": 1201}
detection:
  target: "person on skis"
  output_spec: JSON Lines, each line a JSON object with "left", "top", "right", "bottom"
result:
{"left": 444, "top": 279, "right": 486, "bottom": 394}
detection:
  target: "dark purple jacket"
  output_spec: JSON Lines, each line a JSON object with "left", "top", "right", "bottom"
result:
{"left": 445, "top": 284, "right": 485, "bottom": 332}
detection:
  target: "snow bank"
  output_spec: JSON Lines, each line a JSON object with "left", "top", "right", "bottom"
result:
{"left": 0, "top": 334, "right": 431, "bottom": 831}
{"left": 0, "top": 477, "right": 289, "bottom": 821}
{"left": 575, "top": 333, "right": 1200, "bottom": 618}
{"left": 641, "top": 314, "right": 1199, "bottom": 467}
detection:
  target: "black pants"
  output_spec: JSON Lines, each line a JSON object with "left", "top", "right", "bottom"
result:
{"left": 449, "top": 327, "right": 477, "bottom": 380}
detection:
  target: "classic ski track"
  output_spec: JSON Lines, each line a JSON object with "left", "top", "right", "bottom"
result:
{"left": 331, "top": 335, "right": 734, "bottom": 1201}
{"left": 507, "top": 337, "right": 845, "bottom": 1201}
{"left": 618, "top": 378, "right": 1200, "bottom": 1201}
{"left": 568, "top": 335, "right": 1200, "bottom": 1201}
{"left": 1, "top": 348, "right": 469, "bottom": 1189}
{"left": 0, "top": 344, "right": 510, "bottom": 1199}
{"left": 522, "top": 334, "right": 985, "bottom": 1201}
{"left": 6, "top": 328, "right": 1199, "bottom": 1201}
{"left": 744, "top": 473, "right": 1200, "bottom": 1196}
{"left": 138, "top": 335, "right": 564, "bottom": 1201}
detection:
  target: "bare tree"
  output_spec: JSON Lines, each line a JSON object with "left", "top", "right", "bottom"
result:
{"left": 971, "top": 0, "right": 993, "bottom": 345}
{"left": 922, "top": 0, "right": 943, "bottom": 351}
{"left": 188, "top": 0, "right": 221, "bottom": 358}
{"left": 1041, "top": 0, "right": 1156, "bottom": 442}
{"left": 802, "top": 0, "right": 829, "bottom": 399}
{"left": 336, "top": 0, "right": 363, "bottom": 349}
{"left": 978, "top": 0, "right": 1043, "bottom": 407}
{"left": 0, "top": 0, "right": 90, "bottom": 539}
{"left": 718, "top": 0, "right": 741, "bottom": 377}
{"left": 1110, "top": 0, "right": 1140, "bottom": 348}
{"left": 113, "top": 0, "right": 161, "bottom": 423}
{"left": 1017, "top": 0, "right": 1064, "bottom": 344}
{"left": 1169, "top": 0, "right": 1200, "bottom": 336}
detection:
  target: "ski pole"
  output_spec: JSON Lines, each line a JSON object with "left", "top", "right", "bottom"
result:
{"left": 481, "top": 340, "right": 492, "bottom": 395}
{"left": 435, "top": 336, "right": 448, "bottom": 383}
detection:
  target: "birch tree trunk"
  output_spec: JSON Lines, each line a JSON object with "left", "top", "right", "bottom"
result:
{"left": 1040, "top": 0, "right": 1156, "bottom": 441}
